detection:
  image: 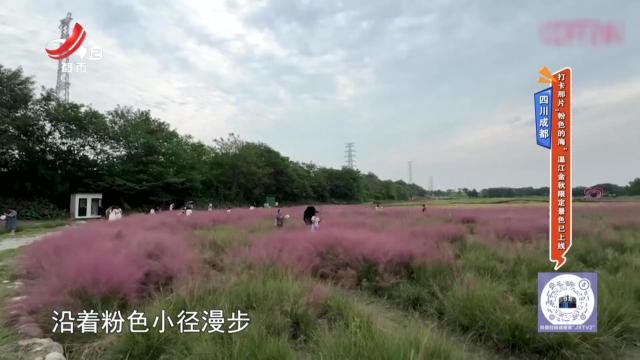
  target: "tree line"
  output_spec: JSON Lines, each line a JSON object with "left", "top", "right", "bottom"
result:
{"left": 437, "top": 181, "right": 640, "bottom": 198}
{"left": 1, "top": 65, "right": 426, "bottom": 217}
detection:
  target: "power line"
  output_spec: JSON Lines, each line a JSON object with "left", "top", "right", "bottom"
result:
{"left": 345, "top": 142, "right": 356, "bottom": 169}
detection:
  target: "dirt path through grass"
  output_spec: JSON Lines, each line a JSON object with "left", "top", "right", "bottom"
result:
{"left": 0, "top": 232, "right": 61, "bottom": 252}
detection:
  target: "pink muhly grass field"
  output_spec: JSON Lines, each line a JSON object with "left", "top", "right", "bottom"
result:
{"left": 250, "top": 203, "right": 640, "bottom": 284}
{"left": 15, "top": 210, "right": 271, "bottom": 318}
{"left": 252, "top": 227, "right": 454, "bottom": 270}
{"left": 575, "top": 203, "right": 640, "bottom": 230}
{"left": 251, "top": 207, "right": 467, "bottom": 285}
{"left": 11, "top": 202, "right": 639, "bottom": 320}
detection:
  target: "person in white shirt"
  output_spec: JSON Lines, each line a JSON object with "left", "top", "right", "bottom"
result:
{"left": 311, "top": 211, "right": 321, "bottom": 232}
{"left": 109, "top": 207, "right": 122, "bottom": 221}
{"left": 108, "top": 208, "right": 117, "bottom": 221}
{"left": 208, "top": 203, "right": 213, "bottom": 211}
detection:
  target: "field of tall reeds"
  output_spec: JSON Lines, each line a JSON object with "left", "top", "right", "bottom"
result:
{"left": 2, "top": 203, "right": 640, "bottom": 359}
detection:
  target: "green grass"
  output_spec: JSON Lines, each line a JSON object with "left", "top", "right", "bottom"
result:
{"left": 194, "top": 219, "right": 275, "bottom": 271}
{"left": 388, "top": 196, "right": 640, "bottom": 207}
{"left": 0, "top": 218, "right": 70, "bottom": 239}
{"left": 0, "top": 248, "right": 27, "bottom": 360}
{"left": 375, "top": 230, "right": 640, "bottom": 359}
{"left": 386, "top": 197, "right": 549, "bottom": 208}
{"left": 65, "top": 268, "right": 485, "bottom": 360}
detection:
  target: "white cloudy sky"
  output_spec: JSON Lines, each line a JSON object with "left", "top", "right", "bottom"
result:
{"left": 1, "top": 0, "right": 638, "bottom": 190}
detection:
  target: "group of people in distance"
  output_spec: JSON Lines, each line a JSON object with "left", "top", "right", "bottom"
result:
{"left": 144, "top": 202, "right": 231, "bottom": 216}
{"left": 1, "top": 201, "right": 427, "bottom": 236}
{"left": 274, "top": 203, "right": 427, "bottom": 232}
{"left": 273, "top": 206, "right": 320, "bottom": 231}
{"left": 104, "top": 200, "right": 425, "bottom": 231}
{"left": 147, "top": 202, "right": 192, "bottom": 216}
{"left": 105, "top": 207, "right": 123, "bottom": 221}
{"left": 149, "top": 202, "right": 234, "bottom": 216}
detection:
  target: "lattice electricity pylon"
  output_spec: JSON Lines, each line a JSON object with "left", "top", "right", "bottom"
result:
{"left": 345, "top": 142, "right": 356, "bottom": 169}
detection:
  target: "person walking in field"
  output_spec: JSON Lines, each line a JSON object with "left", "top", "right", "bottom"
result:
{"left": 107, "top": 207, "right": 117, "bottom": 221}
{"left": 422, "top": 203, "right": 426, "bottom": 213}
{"left": 1, "top": 208, "right": 18, "bottom": 235}
{"left": 311, "top": 211, "right": 321, "bottom": 232}
{"left": 275, "top": 208, "right": 285, "bottom": 228}
{"left": 303, "top": 206, "right": 317, "bottom": 225}
{"left": 107, "top": 207, "right": 122, "bottom": 220}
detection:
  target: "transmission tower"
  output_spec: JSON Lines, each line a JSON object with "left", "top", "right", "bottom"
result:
{"left": 345, "top": 142, "right": 356, "bottom": 169}
{"left": 55, "top": 12, "right": 73, "bottom": 103}
{"left": 429, "top": 176, "right": 434, "bottom": 192}
{"left": 408, "top": 161, "right": 413, "bottom": 183}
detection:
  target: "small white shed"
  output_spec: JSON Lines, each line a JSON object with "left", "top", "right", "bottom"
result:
{"left": 70, "top": 193, "right": 103, "bottom": 219}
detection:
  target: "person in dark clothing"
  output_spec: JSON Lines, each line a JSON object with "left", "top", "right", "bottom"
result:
{"left": 422, "top": 204, "right": 426, "bottom": 212}
{"left": 2, "top": 208, "right": 18, "bottom": 235}
{"left": 303, "top": 206, "right": 317, "bottom": 225}
{"left": 275, "top": 208, "right": 285, "bottom": 228}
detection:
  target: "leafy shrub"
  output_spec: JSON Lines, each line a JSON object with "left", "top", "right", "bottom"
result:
{"left": 0, "top": 198, "right": 67, "bottom": 220}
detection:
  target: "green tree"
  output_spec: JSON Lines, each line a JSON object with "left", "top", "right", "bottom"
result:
{"left": 0, "top": 64, "right": 430, "bottom": 214}
{"left": 103, "top": 106, "right": 199, "bottom": 207}
{"left": 0, "top": 66, "right": 34, "bottom": 171}
{"left": 629, "top": 178, "right": 640, "bottom": 196}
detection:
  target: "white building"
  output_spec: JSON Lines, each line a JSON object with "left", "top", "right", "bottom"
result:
{"left": 70, "top": 193, "right": 103, "bottom": 219}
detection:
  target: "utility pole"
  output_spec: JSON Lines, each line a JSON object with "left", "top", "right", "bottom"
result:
{"left": 429, "top": 176, "right": 434, "bottom": 192}
{"left": 55, "top": 12, "right": 73, "bottom": 102}
{"left": 345, "top": 142, "right": 356, "bottom": 169}
{"left": 408, "top": 161, "right": 414, "bottom": 200}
